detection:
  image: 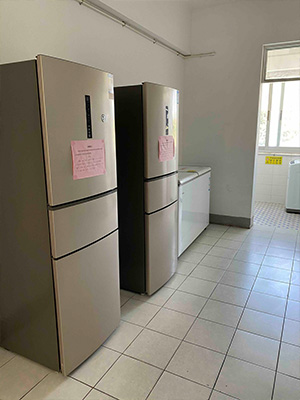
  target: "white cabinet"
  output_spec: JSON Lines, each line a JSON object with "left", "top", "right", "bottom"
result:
{"left": 178, "top": 167, "right": 211, "bottom": 256}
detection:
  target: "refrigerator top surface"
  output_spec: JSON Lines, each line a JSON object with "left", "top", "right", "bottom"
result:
{"left": 179, "top": 165, "right": 211, "bottom": 177}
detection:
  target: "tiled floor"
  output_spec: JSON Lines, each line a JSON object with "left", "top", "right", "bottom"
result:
{"left": 254, "top": 201, "right": 300, "bottom": 230}
{"left": 1, "top": 223, "right": 300, "bottom": 399}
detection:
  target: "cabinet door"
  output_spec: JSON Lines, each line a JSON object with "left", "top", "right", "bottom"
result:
{"left": 145, "top": 202, "right": 178, "bottom": 295}
{"left": 53, "top": 231, "right": 120, "bottom": 375}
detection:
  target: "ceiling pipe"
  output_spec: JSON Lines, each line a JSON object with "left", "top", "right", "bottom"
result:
{"left": 76, "top": 0, "right": 216, "bottom": 59}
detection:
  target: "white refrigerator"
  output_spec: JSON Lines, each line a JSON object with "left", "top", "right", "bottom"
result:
{"left": 0, "top": 55, "right": 120, "bottom": 375}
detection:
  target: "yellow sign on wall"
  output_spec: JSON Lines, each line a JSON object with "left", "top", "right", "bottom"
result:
{"left": 265, "top": 156, "right": 282, "bottom": 165}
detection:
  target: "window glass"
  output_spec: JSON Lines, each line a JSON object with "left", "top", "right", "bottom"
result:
{"left": 265, "top": 46, "right": 300, "bottom": 80}
{"left": 258, "top": 84, "right": 269, "bottom": 146}
{"left": 280, "top": 81, "right": 300, "bottom": 147}
{"left": 268, "top": 83, "right": 282, "bottom": 146}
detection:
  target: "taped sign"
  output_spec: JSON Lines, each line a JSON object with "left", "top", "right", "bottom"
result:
{"left": 265, "top": 156, "right": 282, "bottom": 165}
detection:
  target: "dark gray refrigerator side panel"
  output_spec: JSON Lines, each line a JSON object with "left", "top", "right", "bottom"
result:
{"left": 114, "top": 86, "right": 146, "bottom": 293}
{"left": 0, "top": 61, "right": 60, "bottom": 370}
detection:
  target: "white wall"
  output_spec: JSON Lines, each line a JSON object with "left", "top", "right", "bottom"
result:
{"left": 255, "top": 154, "right": 298, "bottom": 204}
{"left": 0, "top": 0, "right": 185, "bottom": 133}
{"left": 183, "top": 0, "right": 300, "bottom": 221}
{"left": 98, "top": 0, "right": 191, "bottom": 53}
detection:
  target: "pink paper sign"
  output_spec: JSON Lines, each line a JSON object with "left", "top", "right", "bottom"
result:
{"left": 71, "top": 139, "right": 106, "bottom": 180}
{"left": 158, "top": 135, "right": 175, "bottom": 162}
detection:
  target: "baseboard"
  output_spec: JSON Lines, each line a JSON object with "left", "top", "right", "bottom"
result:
{"left": 209, "top": 214, "right": 253, "bottom": 229}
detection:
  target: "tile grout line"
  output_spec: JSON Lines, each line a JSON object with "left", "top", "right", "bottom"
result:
{"left": 207, "top": 225, "right": 277, "bottom": 399}
{"left": 270, "top": 237, "right": 297, "bottom": 400}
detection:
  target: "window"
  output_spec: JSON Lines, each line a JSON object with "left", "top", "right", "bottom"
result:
{"left": 258, "top": 43, "right": 300, "bottom": 152}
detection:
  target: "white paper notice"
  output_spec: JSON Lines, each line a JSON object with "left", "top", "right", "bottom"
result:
{"left": 71, "top": 139, "right": 106, "bottom": 180}
{"left": 158, "top": 135, "right": 175, "bottom": 162}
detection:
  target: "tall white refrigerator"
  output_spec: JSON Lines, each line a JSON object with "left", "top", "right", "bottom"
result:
{"left": 0, "top": 55, "right": 120, "bottom": 375}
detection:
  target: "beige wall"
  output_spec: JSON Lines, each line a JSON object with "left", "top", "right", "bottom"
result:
{"left": 0, "top": 0, "right": 185, "bottom": 131}
{"left": 98, "top": 0, "right": 192, "bottom": 53}
{"left": 183, "top": 0, "right": 300, "bottom": 220}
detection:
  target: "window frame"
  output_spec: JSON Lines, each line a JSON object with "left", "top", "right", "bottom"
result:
{"left": 262, "top": 41, "right": 300, "bottom": 84}
{"left": 259, "top": 42, "right": 300, "bottom": 153}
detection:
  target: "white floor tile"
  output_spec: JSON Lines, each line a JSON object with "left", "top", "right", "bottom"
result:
{"left": 215, "top": 239, "right": 242, "bottom": 250}
{"left": 0, "top": 356, "right": 49, "bottom": 400}
{"left": 228, "top": 260, "right": 260, "bottom": 276}
{"left": 121, "top": 299, "right": 160, "bottom": 326}
{"left": 220, "top": 271, "right": 255, "bottom": 290}
{"left": 239, "top": 242, "right": 267, "bottom": 254}
{"left": 23, "top": 372, "right": 90, "bottom": 400}
{"left": 70, "top": 347, "right": 120, "bottom": 386}
{"left": 166, "top": 342, "right": 224, "bottom": 388}
{"left": 179, "top": 250, "right": 205, "bottom": 264}
{"left": 210, "top": 391, "right": 238, "bottom": 399}
{"left": 263, "top": 256, "right": 293, "bottom": 270}
{"left": 147, "top": 308, "right": 195, "bottom": 339}
{"left": 278, "top": 343, "right": 300, "bottom": 379}
{"left": 191, "top": 265, "right": 225, "bottom": 283}
{"left": 178, "top": 276, "right": 217, "bottom": 297}
{"left": 258, "top": 266, "right": 291, "bottom": 283}
{"left": 103, "top": 321, "right": 143, "bottom": 353}
{"left": 208, "top": 246, "right": 237, "bottom": 259}
{"left": 253, "top": 278, "right": 289, "bottom": 298}
{"left": 239, "top": 309, "right": 283, "bottom": 340}
{"left": 124, "top": 329, "right": 180, "bottom": 369}
{"left": 266, "top": 247, "right": 294, "bottom": 259}
{"left": 188, "top": 242, "right": 212, "bottom": 254}
{"left": 291, "top": 271, "right": 300, "bottom": 285}
{"left": 273, "top": 373, "right": 300, "bottom": 400}
{"left": 85, "top": 390, "right": 115, "bottom": 400}
{"left": 148, "top": 372, "right": 211, "bottom": 400}
{"left": 133, "top": 287, "right": 175, "bottom": 306}
{"left": 176, "top": 260, "right": 197, "bottom": 276}
{"left": 293, "top": 260, "right": 300, "bottom": 271}
{"left": 211, "top": 284, "right": 249, "bottom": 307}
{"left": 282, "top": 319, "right": 300, "bottom": 347}
{"left": 185, "top": 319, "right": 235, "bottom": 354}
{"left": 199, "top": 300, "right": 243, "bottom": 328}
{"left": 289, "top": 285, "right": 300, "bottom": 301}
{"left": 215, "top": 357, "right": 274, "bottom": 400}
{"left": 228, "top": 330, "right": 279, "bottom": 370}
{"left": 164, "top": 273, "right": 186, "bottom": 290}
{"left": 286, "top": 299, "right": 300, "bottom": 321}
{"left": 164, "top": 290, "right": 207, "bottom": 316}
{"left": 246, "top": 292, "right": 286, "bottom": 317}
{"left": 196, "top": 235, "right": 219, "bottom": 246}
{"left": 234, "top": 250, "right": 264, "bottom": 265}
{"left": 200, "top": 255, "right": 231, "bottom": 269}
{"left": 96, "top": 356, "right": 161, "bottom": 400}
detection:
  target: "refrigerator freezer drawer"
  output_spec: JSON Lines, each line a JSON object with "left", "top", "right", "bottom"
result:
{"left": 49, "top": 191, "right": 118, "bottom": 259}
{"left": 145, "top": 201, "right": 178, "bottom": 295}
{"left": 37, "top": 55, "right": 117, "bottom": 206}
{"left": 53, "top": 230, "right": 120, "bottom": 375}
{"left": 144, "top": 173, "right": 178, "bottom": 214}
{"left": 178, "top": 172, "right": 210, "bottom": 256}
{"left": 143, "top": 83, "right": 179, "bottom": 179}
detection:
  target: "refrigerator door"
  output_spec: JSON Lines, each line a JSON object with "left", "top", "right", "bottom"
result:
{"left": 53, "top": 230, "right": 120, "bottom": 375}
{"left": 144, "top": 173, "right": 178, "bottom": 214}
{"left": 37, "top": 55, "right": 117, "bottom": 206}
{"left": 143, "top": 83, "right": 179, "bottom": 179}
{"left": 49, "top": 191, "right": 118, "bottom": 259}
{"left": 145, "top": 201, "right": 178, "bottom": 295}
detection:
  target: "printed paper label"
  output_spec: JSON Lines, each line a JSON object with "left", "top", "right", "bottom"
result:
{"left": 265, "top": 156, "right": 282, "bottom": 165}
{"left": 71, "top": 139, "right": 106, "bottom": 180}
{"left": 158, "top": 135, "right": 175, "bottom": 162}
